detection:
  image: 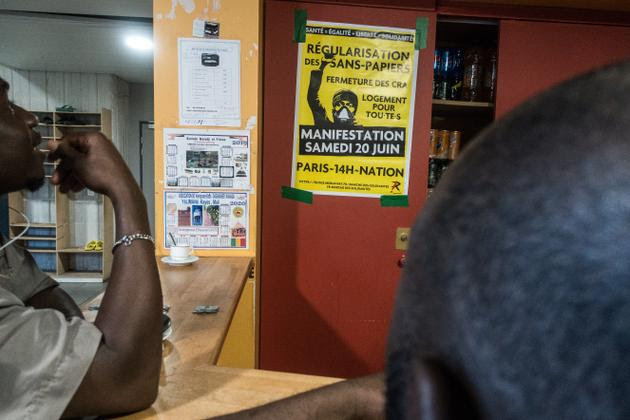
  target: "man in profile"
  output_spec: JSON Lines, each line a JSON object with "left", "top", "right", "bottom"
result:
{"left": 387, "top": 60, "right": 630, "bottom": 419}
{"left": 0, "top": 77, "right": 162, "bottom": 418}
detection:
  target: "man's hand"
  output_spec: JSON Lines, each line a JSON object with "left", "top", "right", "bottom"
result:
{"left": 47, "top": 133, "right": 138, "bottom": 200}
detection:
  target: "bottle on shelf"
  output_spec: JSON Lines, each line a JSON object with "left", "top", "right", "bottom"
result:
{"left": 448, "top": 48, "right": 464, "bottom": 100}
{"left": 461, "top": 45, "right": 485, "bottom": 102}
{"left": 483, "top": 46, "right": 498, "bottom": 103}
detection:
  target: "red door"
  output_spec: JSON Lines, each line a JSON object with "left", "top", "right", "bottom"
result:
{"left": 496, "top": 19, "right": 630, "bottom": 118}
{"left": 261, "top": 1, "right": 436, "bottom": 377}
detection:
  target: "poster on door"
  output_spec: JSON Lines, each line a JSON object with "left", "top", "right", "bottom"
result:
{"left": 291, "top": 21, "right": 419, "bottom": 197}
{"left": 164, "top": 191, "right": 248, "bottom": 249}
{"left": 164, "top": 128, "right": 250, "bottom": 190}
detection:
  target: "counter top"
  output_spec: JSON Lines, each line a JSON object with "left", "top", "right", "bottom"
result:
{"left": 82, "top": 256, "right": 253, "bottom": 376}
{"left": 119, "top": 365, "right": 341, "bottom": 419}
{"left": 84, "top": 256, "right": 339, "bottom": 418}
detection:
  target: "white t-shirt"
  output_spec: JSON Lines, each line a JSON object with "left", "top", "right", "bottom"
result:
{"left": 0, "top": 238, "right": 102, "bottom": 419}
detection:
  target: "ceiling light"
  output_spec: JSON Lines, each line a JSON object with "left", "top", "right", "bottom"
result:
{"left": 125, "top": 35, "right": 153, "bottom": 51}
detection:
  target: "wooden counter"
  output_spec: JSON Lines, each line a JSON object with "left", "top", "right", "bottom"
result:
{"left": 83, "top": 256, "right": 253, "bottom": 376}
{"left": 84, "top": 256, "right": 340, "bottom": 418}
{"left": 119, "top": 366, "right": 341, "bottom": 419}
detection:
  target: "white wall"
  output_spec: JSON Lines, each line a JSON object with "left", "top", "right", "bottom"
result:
{"left": 0, "top": 63, "right": 129, "bottom": 157}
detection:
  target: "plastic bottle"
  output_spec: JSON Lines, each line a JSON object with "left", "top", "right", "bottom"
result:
{"left": 461, "top": 46, "right": 484, "bottom": 101}
{"left": 483, "top": 47, "right": 498, "bottom": 103}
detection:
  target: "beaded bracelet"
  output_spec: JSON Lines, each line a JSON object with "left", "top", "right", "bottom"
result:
{"left": 112, "top": 233, "right": 155, "bottom": 253}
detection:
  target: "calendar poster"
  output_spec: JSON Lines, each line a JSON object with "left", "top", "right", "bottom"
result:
{"left": 164, "top": 191, "right": 249, "bottom": 249}
{"left": 164, "top": 128, "right": 250, "bottom": 190}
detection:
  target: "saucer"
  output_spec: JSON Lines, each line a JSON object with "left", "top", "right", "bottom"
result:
{"left": 161, "top": 255, "right": 199, "bottom": 266}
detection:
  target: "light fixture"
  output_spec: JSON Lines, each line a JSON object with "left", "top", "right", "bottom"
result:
{"left": 125, "top": 35, "right": 153, "bottom": 51}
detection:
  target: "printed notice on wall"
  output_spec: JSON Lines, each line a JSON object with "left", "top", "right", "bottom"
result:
{"left": 291, "top": 21, "right": 419, "bottom": 197}
{"left": 164, "top": 128, "right": 250, "bottom": 190}
{"left": 164, "top": 191, "right": 249, "bottom": 249}
{"left": 178, "top": 38, "right": 240, "bottom": 126}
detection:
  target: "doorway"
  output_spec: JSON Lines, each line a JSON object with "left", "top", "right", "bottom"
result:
{"left": 139, "top": 121, "right": 155, "bottom": 234}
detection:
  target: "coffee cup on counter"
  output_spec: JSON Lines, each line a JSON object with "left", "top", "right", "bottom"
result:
{"left": 170, "top": 245, "right": 193, "bottom": 260}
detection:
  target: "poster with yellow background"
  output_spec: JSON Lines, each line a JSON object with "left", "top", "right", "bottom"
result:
{"left": 291, "top": 21, "right": 418, "bottom": 197}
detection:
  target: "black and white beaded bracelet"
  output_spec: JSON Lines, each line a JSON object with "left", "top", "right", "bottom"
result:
{"left": 112, "top": 233, "right": 155, "bottom": 253}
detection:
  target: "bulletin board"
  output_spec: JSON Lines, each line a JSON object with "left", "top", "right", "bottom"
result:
{"left": 153, "top": 0, "right": 260, "bottom": 257}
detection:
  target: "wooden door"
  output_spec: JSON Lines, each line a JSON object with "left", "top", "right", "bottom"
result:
{"left": 496, "top": 19, "right": 630, "bottom": 118}
{"left": 261, "top": 0, "right": 436, "bottom": 377}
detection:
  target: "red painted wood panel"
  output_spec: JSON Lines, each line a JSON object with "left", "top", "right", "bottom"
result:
{"left": 261, "top": 1, "right": 436, "bottom": 377}
{"left": 496, "top": 20, "right": 630, "bottom": 117}
{"left": 272, "top": 0, "right": 436, "bottom": 11}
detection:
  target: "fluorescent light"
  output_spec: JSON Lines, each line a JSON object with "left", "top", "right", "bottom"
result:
{"left": 125, "top": 36, "right": 153, "bottom": 51}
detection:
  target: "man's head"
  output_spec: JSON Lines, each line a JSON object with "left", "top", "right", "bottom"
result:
{"left": 0, "top": 77, "right": 45, "bottom": 194}
{"left": 387, "top": 61, "right": 630, "bottom": 419}
{"left": 332, "top": 89, "right": 358, "bottom": 125}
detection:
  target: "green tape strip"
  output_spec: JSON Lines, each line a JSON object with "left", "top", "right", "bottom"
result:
{"left": 293, "top": 9, "right": 307, "bottom": 43}
{"left": 381, "top": 195, "right": 409, "bottom": 207}
{"left": 415, "top": 17, "right": 428, "bottom": 50}
{"left": 282, "top": 186, "right": 313, "bottom": 204}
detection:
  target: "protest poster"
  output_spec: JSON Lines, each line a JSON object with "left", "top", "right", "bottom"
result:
{"left": 291, "top": 21, "right": 418, "bottom": 197}
{"left": 164, "top": 191, "right": 248, "bottom": 249}
{"left": 164, "top": 128, "right": 250, "bottom": 190}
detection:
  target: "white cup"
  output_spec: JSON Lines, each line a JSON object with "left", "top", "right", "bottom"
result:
{"left": 170, "top": 245, "right": 192, "bottom": 260}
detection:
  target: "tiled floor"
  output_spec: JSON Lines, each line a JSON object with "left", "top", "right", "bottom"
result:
{"left": 59, "top": 282, "right": 106, "bottom": 306}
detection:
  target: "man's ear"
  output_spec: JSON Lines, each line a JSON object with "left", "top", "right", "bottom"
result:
{"left": 401, "top": 358, "right": 481, "bottom": 420}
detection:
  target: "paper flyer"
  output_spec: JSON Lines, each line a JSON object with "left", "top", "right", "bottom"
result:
{"left": 164, "top": 191, "right": 249, "bottom": 249}
{"left": 178, "top": 38, "right": 241, "bottom": 126}
{"left": 164, "top": 128, "right": 250, "bottom": 190}
{"left": 291, "top": 21, "right": 419, "bottom": 197}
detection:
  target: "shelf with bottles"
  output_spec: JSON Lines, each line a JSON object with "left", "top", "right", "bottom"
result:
{"left": 432, "top": 19, "right": 499, "bottom": 106}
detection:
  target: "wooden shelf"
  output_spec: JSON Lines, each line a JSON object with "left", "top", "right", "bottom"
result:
{"left": 432, "top": 99, "right": 494, "bottom": 108}
{"left": 57, "top": 124, "right": 101, "bottom": 128}
{"left": 54, "top": 111, "right": 101, "bottom": 115}
{"left": 11, "top": 222, "right": 56, "bottom": 228}
{"left": 10, "top": 108, "right": 113, "bottom": 283}
{"left": 58, "top": 248, "right": 104, "bottom": 254}
{"left": 52, "top": 272, "right": 104, "bottom": 283}
{"left": 12, "top": 236, "right": 57, "bottom": 241}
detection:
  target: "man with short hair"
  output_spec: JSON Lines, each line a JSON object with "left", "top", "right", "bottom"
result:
{"left": 0, "top": 77, "right": 162, "bottom": 418}
{"left": 387, "top": 60, "right": 630, "bottom": 419}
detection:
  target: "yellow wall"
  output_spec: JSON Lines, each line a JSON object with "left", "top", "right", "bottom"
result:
{"left": 217, "top": 279, "right": 256, "bottom": 368}
{"left": 153, "top": 0, "right": 261, "bottom": 258}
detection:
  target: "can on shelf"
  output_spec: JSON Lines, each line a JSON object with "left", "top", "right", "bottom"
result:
{"left": 436, "top": 130, "right": 450, "bottom": 159}
{"left": 428, "top": 158, "right": 439, "bottom": 188}
{"left": 429, "top": 129, "right": 438, "bottom": 157}
{"left": 448, "top": 131, "right": 462, "bottom": 160}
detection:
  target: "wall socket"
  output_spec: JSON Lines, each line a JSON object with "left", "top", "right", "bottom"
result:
{"left": 395, "top": 227, "right": 410, "bottom": 250}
